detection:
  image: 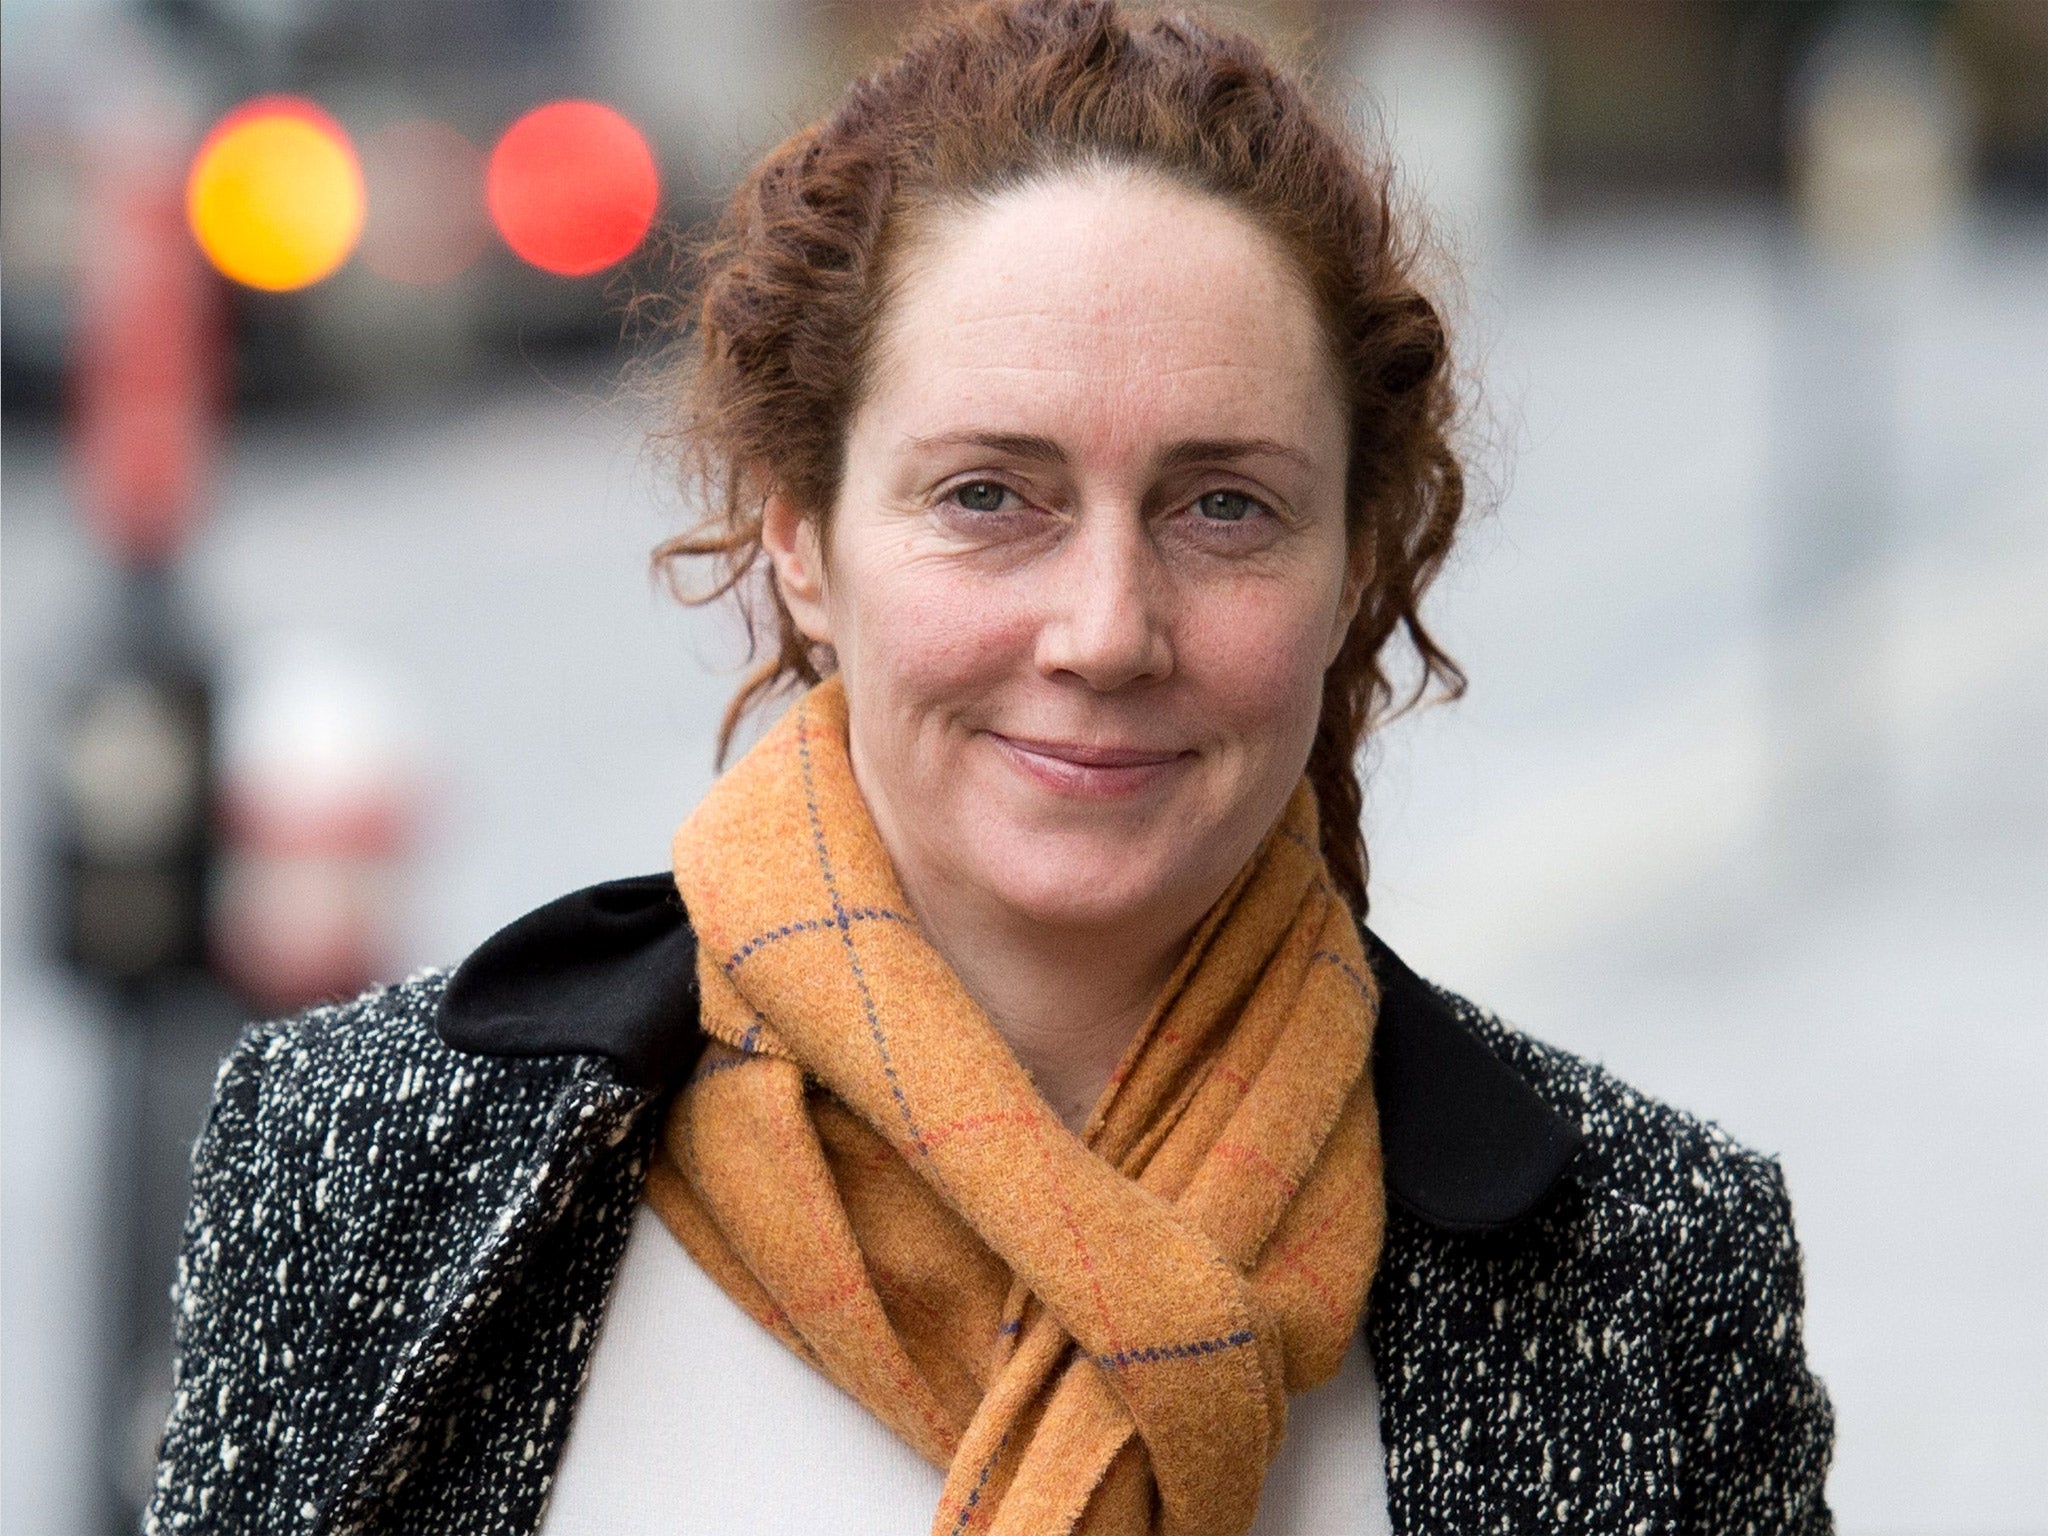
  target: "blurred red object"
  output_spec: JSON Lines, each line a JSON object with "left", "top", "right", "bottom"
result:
{"left": 210, "top": 795, "right": 406, "bottom": 1012}
{"left": 487, "top": 100, "right": 658, "bottom": 276}
{"left": 68, "top": 133, "right": 226, "bottom": 568}
{"left": 209, "top": 635, "right": 422, "bottom": 1013}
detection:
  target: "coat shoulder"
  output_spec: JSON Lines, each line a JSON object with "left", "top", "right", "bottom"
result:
{"left": 1410, "top": 984, "right": 1836, "bottom": 1531}
{"left": 1433, "top": 984, "right": 1797, "bottom": 1236}
{"left": 169, "top": 969, "right": 587, "bottom": 1285}
{"left": 233, "top": 968, "right": 600, "bottom": 1185}
{"left": 181, "top": 968, "right": 619, "bottom": 1322}
{"left": 260, "top": 966, "right": 555, "bottom": 1097}
{"left": 150, "top": 972, "right": 658, "bottom": 1534}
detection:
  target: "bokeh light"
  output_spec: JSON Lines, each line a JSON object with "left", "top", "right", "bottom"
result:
{"left": 187, "top": 97, "right": 365, "bottom": 291}
{"left": 360, "top": 119, "right": 489, "bottom": 286}
{"left": 487, "top": 101, "right": 658, "bottom": 276}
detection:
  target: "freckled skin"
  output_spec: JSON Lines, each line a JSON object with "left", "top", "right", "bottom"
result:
{"left": 763, "top": 168, "right": 1358, "bottom": 1123}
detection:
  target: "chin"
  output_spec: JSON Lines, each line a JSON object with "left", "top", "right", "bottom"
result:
{"left": 971, "top": 831, "right": 1195, "bottom": 932}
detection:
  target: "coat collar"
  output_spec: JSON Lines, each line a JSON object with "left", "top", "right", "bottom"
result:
{"left": 438, "top": 873, "right": 1581, "bottom": 1233}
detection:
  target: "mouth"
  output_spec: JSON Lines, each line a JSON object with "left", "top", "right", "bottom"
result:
{"left": 986, "top": 732, "right": 1193, "bottom": 800}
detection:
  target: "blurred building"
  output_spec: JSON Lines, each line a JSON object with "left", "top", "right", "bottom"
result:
{"left": 7, "top": 1, "right": 2044, "bottom": 414}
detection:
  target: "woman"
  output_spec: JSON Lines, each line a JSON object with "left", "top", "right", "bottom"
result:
{"left": 146, "top": 2, "right": 1834, "bottom": 1533}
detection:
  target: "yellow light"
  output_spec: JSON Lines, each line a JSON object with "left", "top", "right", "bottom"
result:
{"left": 188, "top": 98, "right": 364, "bottom": 292}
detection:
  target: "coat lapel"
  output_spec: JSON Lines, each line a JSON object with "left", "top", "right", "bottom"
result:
{"left": 1369, "top": 1185, "right": 1678, "bottom": 1533}
{"left": 1354, "top": 930, "right": 1667, "bottom": 1532}
{"left": 314, "top": 1061, "right": 658, "bottom": 1536}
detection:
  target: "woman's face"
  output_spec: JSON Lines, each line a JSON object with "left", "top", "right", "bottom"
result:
{"left": 763, "top": 168, "right": 1357, "bottom": 938}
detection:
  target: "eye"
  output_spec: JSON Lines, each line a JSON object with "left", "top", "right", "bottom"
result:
{"left": 1193, "top": 489, "right": 1263, "bottom": 523}
{"left": 951, "top": 480, "right": 1013, "bottom": 513}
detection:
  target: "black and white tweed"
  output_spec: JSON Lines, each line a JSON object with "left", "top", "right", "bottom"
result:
{"left": 145, "top": 969, "right": 1833, "bottom": 1535}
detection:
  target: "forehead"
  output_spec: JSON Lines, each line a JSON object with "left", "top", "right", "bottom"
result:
{"left": 864, "top": 169, "right": 1343, "bottom": 457}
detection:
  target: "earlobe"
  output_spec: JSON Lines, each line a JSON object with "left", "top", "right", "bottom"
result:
{"left": 761, "top": 491, "right": 834, "bottom": 645}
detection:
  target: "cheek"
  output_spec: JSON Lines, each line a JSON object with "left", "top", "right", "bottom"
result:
{"left": 832, "top": 556, "right": 1037, "bottom": 710}
{"left": 1178, "top": 581, "right": 1337, "bottom": 752}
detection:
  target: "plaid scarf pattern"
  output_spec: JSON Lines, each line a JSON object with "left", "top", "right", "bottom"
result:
{"left": 648, "top": 678, "right": 1385, "bottom": 1536}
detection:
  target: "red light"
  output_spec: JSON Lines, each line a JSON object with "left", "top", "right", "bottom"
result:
{"left": 487, "top": 101, "right": 658, "bottom": 276}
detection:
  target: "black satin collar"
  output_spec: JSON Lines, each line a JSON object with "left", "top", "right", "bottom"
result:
{"left": 438, "top": 875, "right": 1582, "bottom": 1233}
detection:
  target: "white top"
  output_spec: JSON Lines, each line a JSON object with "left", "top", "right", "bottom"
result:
{"left": 539, "top": 1200, "right": 1392, "bottom": 1534}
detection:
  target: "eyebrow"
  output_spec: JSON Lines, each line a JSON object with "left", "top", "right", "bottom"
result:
{"left": 904, "top": 431, "right": 1315, "bottom": 472}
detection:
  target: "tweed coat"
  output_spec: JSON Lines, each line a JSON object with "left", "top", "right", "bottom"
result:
{"left": 145, "top": 875, "right": 1834, "bottom": 1535}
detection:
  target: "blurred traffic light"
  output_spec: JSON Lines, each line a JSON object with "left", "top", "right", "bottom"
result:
{"left": 487, "top": 100, "right": 659, "bottom": 276}
{"left": 186, "top": 94, "right": 659, "bottom": 293}
{"left": 186, "top": 97, "right": 365, "bottom": 292}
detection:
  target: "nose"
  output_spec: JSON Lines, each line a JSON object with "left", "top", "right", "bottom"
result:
{"left": 1034, "top": 508, "right": 1174, "bottom": 692}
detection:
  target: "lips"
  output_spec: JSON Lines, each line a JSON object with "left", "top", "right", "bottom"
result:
{"left": 987, "top": 732, "right": 1192, "bottom": 799}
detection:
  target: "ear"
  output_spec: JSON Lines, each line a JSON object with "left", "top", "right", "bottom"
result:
{"left": 1325, "top": 537, "right": 1372, "bottom": 668}
{"left": 760, "top": 490, "right": 833, "bottom": 645}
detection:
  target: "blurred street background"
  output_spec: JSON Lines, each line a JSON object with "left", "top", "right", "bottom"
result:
{"left": 3, "top": 0, "right": 2044, "bottom": 1531}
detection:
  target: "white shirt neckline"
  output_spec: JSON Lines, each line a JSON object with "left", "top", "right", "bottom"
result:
{"left": 538, "top": 1199, "right": 1392, "bottom": 1534}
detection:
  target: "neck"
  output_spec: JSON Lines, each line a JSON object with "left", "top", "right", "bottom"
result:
{"left": 897, "top": 867, "right": 1192, "bottom": 1135}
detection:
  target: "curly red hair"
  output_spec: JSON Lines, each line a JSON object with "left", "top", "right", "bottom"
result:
{"left": 651, "top": 0, "right": 1467, "bottom": 915}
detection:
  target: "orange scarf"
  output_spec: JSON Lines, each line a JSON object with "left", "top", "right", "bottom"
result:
{"left": 646, "top": 679, "right": 1384, "bottom": 1536}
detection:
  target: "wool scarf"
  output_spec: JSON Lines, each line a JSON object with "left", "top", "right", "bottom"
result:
{"left": 646, "top": 679, "right": 1385, "bottom": 1536}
